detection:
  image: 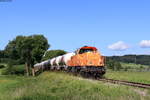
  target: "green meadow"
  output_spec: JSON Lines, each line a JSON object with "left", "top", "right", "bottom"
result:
{"left": 105, "top": 70, "right": 150, "bottom": 84}
{"left": 0, "top": 71, "right": 150, "bottom": 100}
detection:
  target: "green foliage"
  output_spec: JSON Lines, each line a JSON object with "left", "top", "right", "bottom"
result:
{"left": 1, "top": 61, "right": 14, "bottom": 75}
{"left": 4, "top": 34, "right": 49, "bottom": 75}
{"left": 1, "top": 61, "right": 25, "bottom": 75}
{"left": 120, "top": 62, "right": 149, "bottom": 69}
{"left": 120, "top": 62, "right": 150, "bottom": 71}
{"left": 5, "top": 36, "right": 24, "bottom": 60}
{"left": 1, "top": 64, "right": 25, "bottom": 75}
{"left": 42, "top": 50, "right": 67, "bottom": 61}
{"left": 0, "top": 72, "right": 150, "bottom": 100}
{"left": 0, "top": 65, "right": 5, "bottom": 69}
{"left": 106, "top": 59, "right": 122, "bottom": 71}
{"left": 107, "top": 55, "right": 150, "bottom": 65}
{"left": 107, "top": 59, "right": 150, "bottom": 71}
{"left": 0, "top": 63, "right": 7, "bottom": 74}
{"left": 0, "top": 50, "right": 5, "bottom": 58}
{"left": 20, "top": 35, "right": 50, "bottom": 63}
{"left": 4, "top": 35, "right": 49, "bottom": 64}
{"left": 0, "top": 50, "right": 8, "bottom": 63}
{"left": 114, "top": 61, "right": 122, "bottom": 71}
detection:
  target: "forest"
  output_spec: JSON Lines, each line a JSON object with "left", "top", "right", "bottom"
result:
{"left": 107, "top": 55, "right": 150, "bottom": 65}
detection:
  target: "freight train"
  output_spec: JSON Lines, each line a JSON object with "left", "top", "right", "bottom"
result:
{"left": 34, "top": 46, "right": 106, "bottom": 78}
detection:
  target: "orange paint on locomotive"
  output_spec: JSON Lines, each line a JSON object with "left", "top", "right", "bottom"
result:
{"left": 67, "top": 46, "right": 105, "bottom": 67}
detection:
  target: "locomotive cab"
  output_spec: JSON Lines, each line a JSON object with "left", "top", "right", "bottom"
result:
{"left": 76, "top": 46, "right": 98, "bottom": 54}
{"left": 67, "top": 46, "right": 106, "bottom": 78}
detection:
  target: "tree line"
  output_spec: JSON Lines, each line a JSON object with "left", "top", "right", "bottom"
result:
{"left": 107, "top": 55, "right": 150, "bottom": 66}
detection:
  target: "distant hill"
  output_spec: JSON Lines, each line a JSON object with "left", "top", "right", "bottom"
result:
{"left": 106, "top": 55, "right": 150, "bottom": 66}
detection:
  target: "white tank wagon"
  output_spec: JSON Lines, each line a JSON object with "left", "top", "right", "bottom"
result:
{"left": 49, "top": 53, "right": 75, "bottom": 70}
{"left": 50, "top": 57, "right": 56, "bottom": 70}
{"left": 33, "top": 59, "right": 51, "bottom": 73}
{"left": 61, "top": 53, "right": 75, "bottom": 70}
{"left": 33, "top": 62, "right": 45, "bottom": 73}
{"left": 34, "top": 63, "right": 41, "bottom": 72}
{"left": 33, "top": 52, "right": 75, "bottom": 75}
{"left": 43, "top": 60, "right": 51, "bottom": 70}
{"left": 54, "top": 56, "right": 63, "bottom": 70}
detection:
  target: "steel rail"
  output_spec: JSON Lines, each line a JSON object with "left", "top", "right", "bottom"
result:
{"left": 98, "top": 78, "right": 150, "bottom": 89}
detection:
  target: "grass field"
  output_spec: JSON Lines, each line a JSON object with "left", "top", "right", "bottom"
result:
{"left": 120, "top": 62, "right": 150, "bottom": 69}
{"left": 0, "top": 71, "right": 150, "bottom": 100}
{"left": 105, "top": 70, "right": 150, "bottom": 84}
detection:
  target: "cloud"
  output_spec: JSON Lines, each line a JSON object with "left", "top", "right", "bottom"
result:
{"left": 108, "top": 41, "right": 129, "bottom": 51}
{"left": 139, "top": 40, "right": 150, "bottom": 48}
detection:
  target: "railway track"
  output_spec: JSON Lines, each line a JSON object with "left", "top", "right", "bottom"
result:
{"left": 98, "top": 78, "right": 150, "bottom": 89}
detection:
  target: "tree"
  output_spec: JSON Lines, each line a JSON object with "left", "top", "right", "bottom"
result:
{"left": 0, "top": 50, "right": 5, "bottom": 58}
{"left": 107, "top": 55, "right": 150, "bottom": 66}
{"left": 106, "top": 59, "right": 122, "bottom": 71}
{"left": 106, "top": 59, "right": 114, "bottom": 69}
{"left": 5, "top": 35, "right": 49, "bottom": 76}
{"left": 42, "top": 50, "right": 67, "bottom": 61}
{"left": 114, "top": 61, "right": 122, "bottom": 71}
{"left": 5, "top": 36, "right": 25, "bottom": 60}
{"left": 20, "top": 35, "right": 49, "bottom": 76}
{"left": 0, "top": 50, "right": 5, "bottom": 62}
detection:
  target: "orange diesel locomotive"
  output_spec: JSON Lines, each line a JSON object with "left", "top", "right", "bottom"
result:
{"left": 67, "top": 46, "right": 106, "bottom": 78}
{"left": 34, "top": 46, "right": 106, "bottom": 78}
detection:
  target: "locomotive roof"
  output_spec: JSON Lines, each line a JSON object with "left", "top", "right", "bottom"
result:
{"left": 80, "top": 46, "right": 97, "bottom": 51}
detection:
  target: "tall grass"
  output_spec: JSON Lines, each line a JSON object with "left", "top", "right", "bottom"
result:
{"left": 105, "top": 70, "right": 150, "bottom": 84}
{"left": 0, "top": 72, "right": 150, "bottom": 100}
{"left": 120, "top": 62, "right": 150, "bottom": 70}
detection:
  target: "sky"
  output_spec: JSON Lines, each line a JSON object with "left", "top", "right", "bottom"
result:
{"left": 0, "top": 0, "right": 150, "bottom": 56}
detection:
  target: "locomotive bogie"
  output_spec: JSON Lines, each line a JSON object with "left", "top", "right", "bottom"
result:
{"left": 66, "top": 66, "right": 105, "bottom": 78}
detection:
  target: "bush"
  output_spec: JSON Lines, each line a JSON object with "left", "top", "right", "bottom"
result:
{"left": 0, "top": 65, "right": 5, "bottom": 69}
{"left": 106, "top": 59, "right": 122, "bottom": 71}
{"left": 1, "top": 62, "right": 13, "bottom": 75}
{"left": 1, "top": 64, "right": 25, "bottom": 75}
{"left": 114, "top": 62, "right": 122, "bottom": 71}
{"left": 0, "top": 58, "right": 24, "bottom": 65}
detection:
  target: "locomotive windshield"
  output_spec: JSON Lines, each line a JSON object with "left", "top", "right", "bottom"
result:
{"left": 79, "top": 49, "right": 94, "bottom": 54}
{"left": 77, "top": 46, "right": 97, "bottom": 54}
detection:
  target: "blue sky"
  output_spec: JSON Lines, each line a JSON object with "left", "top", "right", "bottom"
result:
{"left": 0, "top": 0, "right": 150, "bottom": 56}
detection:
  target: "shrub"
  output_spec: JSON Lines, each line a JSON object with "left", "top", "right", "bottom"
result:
{"left": 106, "top": 59, "right": 122, "bottom": 71}
{"left": 1, "top": 62, "right": 13, "bottom": 75}
{"left": 1, "top": 64, "right": 25, "bottom": 75}
{"left": 0, "top": 65, "right": 5, "bottom": 69}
